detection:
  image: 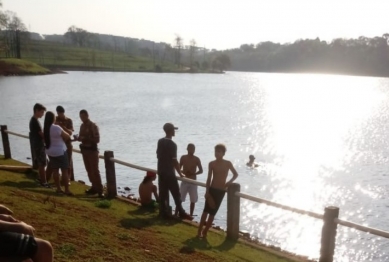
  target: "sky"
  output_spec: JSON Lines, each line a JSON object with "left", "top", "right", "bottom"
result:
{"left": 2, "top": 0, "right": 389, "bottom": 50}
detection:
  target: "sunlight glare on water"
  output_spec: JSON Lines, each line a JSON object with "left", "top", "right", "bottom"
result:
{"left": 238, "top": 73, "right": 389, "bottom": 260}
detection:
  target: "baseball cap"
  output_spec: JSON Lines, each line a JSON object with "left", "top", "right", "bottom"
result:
{"left": 56, "top": 105, "right": 65, "bottom": 113}
{"left": 146, "top": 171, "right": 157, "bottom": 177}
{"left": 163, "top": 123, "right": 178, "bottom": 132}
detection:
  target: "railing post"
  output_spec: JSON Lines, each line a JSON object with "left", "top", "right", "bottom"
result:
{"left": 1, "top": 125, "right": 12, "bottom": 159}
{"left": 227, "top": 183, "right": 241, "bottom": 241}
{"left": 320, "top": 206, "right": 339, "bottom": 262}
{"left": 104, "top": 150, "right": 117, "bottom": 199}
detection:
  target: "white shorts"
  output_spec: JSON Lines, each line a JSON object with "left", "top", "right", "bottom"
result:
{"left": 180, "top": 181, "right": 198, "bottom": 203}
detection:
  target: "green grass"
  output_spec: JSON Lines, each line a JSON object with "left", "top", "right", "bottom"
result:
{"left": 0, "top": 58, "right": 51, "bottom": 74}
{"left": 19, "top": 40, "right": 177, "bottom": 72}
{"left": 0, "top": 156, "right": 305, "bottom": 262}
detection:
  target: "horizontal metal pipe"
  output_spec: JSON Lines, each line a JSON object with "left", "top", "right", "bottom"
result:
{"left": 4, "top": 130, "right": 29, "bottom": 139}
{"left": 335, "top": 218, "right": 389, "bottom": 239}
{"left": 7, "top": 129, "right": 389, "bottom": 239}
{"left": 236, "top": 192, "right": 324, "bottom": 220}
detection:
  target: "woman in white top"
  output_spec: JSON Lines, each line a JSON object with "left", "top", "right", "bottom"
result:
{"left": 43, "top": 111, "right": 73, "bottom": 195}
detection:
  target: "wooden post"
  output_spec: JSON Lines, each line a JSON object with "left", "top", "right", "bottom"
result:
{"left": 1, "top": 125, "right": 11, "bottom": 159}
{"left": 227, "top": 183, "right": 241, "bottom": 241}
{"left": 319, "top": 206, "right": 339, "bottom": 262}
{"left": 104, "top": 150, "right": 117, "bottom": 198}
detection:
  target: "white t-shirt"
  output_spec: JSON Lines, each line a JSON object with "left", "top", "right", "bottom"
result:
{"left": 45, "top": 124, "right": 66, "bottom": 157}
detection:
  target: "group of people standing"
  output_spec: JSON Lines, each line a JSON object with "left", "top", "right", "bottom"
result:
{"left": 29, "top": 103, "right": 241, "bottom": 239}
{"left": 29, "top": 103, "right": 104, "bottom": 197}
{"left": 139, "top": 122, "right": 239, "bottom": 239}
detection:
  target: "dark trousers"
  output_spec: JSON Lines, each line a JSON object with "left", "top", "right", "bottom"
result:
{"left": 81, "top": 149, "right": 103, "bottom": 194}
{"left": 158, "top": 174, "right": 184, "bottom": 216}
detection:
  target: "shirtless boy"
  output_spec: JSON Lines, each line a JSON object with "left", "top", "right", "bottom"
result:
{"left": 197, "top": 144, "right": 238, "bottom": 238}
{"left": 138, "top": 171, "right": 159, "bottom": 208}
{"left": 175, "top": 143, "right": 203, "bottom": 216}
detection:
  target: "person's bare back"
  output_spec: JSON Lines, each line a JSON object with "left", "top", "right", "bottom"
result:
{"left": 138, "top": 172, "right": 158, "bottom": 206}
{"left": 138, "top": 183, "right": 154, "bottom": 205}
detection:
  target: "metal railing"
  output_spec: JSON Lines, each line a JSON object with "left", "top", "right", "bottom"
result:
{"left": 1, "top": 125, "right": 388, "bottom": 262}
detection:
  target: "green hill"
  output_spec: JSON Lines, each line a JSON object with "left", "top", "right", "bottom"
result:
{"left": 20, "top": 40, "right": 176, "bottom": 72}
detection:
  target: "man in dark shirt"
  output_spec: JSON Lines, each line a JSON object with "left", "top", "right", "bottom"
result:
{"left": 29, "top": 103, "right": 49, "bottom": 187}
{"left": 156, "top": 123, "right": 192, "bottom": 220}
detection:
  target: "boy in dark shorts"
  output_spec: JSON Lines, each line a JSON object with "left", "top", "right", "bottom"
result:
{"left": 0, "top": 204, "right": 53, "bottom": 262}
{"left": 29, "top": 103, "right": 49, "bottom": 188}
{"left": 197, "top": 144, "right": 239, "bottom": 238}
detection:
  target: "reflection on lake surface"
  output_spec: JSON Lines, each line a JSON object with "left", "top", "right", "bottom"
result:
{"left": 1, "top": 71, "right": 389, "bottom": 261}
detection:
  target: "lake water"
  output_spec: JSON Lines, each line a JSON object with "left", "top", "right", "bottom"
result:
{"left": 1, "top": 71, "right": 389, "bottom": 261}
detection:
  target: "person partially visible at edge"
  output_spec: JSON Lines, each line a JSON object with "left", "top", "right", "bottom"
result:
{"left": 174, "top": 143, "right": 203, "bottom": 217}
{"left": 0, "top": 204, "right": 53, "bottom": 262}
{"left": 29, "top": 103, "right": 49, "bottom": 188}
{"left": 43, "top": 111, "right": 73, "bottom": 196}
{"left": 156, "top": 123, "right": 193, "bottom": 220}
{"left": 46, "top": 105, "right": 74, "bottom": 184}
{"left": 138, "top": 171, "right": 159, "bottom": 208}
{"left": 197, "top": 144, "right": 238, "bottom": 239}
{"left": 246, "top": 154, "right": 259, "bottom": 168}
{"left": 78, "top": 109, "right": 104, "bottom": 198}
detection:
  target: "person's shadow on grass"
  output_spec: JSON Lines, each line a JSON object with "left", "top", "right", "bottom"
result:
{"left": 214, "top": 238, "right": 237, "bottom": 251}
{"left": 182, "top": 237, "right": 212, "bottom": 251}
{"left": 182, "top": 236, "right": 237, "bottom": 252}
{"left": 120, "top": 207, "right": 179, "bottom": 230}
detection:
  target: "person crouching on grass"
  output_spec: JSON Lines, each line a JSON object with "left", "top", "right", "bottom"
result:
{"left": 197, "top": 144, "right": 238, "bottom": 239}
{"left": 138, "top": 171, "right": 159, "bottom": 208}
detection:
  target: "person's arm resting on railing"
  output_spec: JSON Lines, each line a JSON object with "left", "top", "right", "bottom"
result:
{"left": 225, "top": 161, "right": 239, "bottom": 188}
{"left": 196, "top": 157, "right": 203, "bottom": 175}
{"left": 205, "top": 162, "right": 212, "bottom": 197}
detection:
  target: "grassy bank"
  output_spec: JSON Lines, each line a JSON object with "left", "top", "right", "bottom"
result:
{"left": 18, "top": 40, "right": 220, "bottom": 73}
{"left": 21, "top": 40, "right": 176, "bottom": 72}
{"left": 0, "top": 156, "right": 306, "bottom": 262}
{"left": 0, "top": 58, "right": 51, "bottom": 75}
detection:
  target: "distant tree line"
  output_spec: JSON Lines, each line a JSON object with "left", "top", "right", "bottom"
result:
{"left": 222, "top": 36, "right": 389, "bottom": 76}
{"left": 0, "top": 1, "right": 29, "bottom": 59}
{"left": 62, "top": 26, "right": 231, "bottom": 72}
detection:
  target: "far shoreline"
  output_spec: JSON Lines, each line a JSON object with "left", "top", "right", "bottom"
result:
{"left": 45, "top": 65, "right": 225, "bottom": 75}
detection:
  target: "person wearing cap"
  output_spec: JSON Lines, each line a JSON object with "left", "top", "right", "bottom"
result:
{"left": 138, "top": 171, "right": 159, "bottom": 208}
{"left": 78, "top": 109, "right": 104, "bottom": 198}
{"left": 246, "top": 155, "right": 259, "bottom": 168}
{"left": 46, "top": 105, "right": 74, "bottom": 183}
{"left": 156, "top": 123, "right": 192, "bottom": 220}
{"left": 29, "top": 103, "right": 49, "bottom": 188}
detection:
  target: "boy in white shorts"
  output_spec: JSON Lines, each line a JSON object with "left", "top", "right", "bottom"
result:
{"left": 176, "top": 143, "right": 203, "bottom": 216}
